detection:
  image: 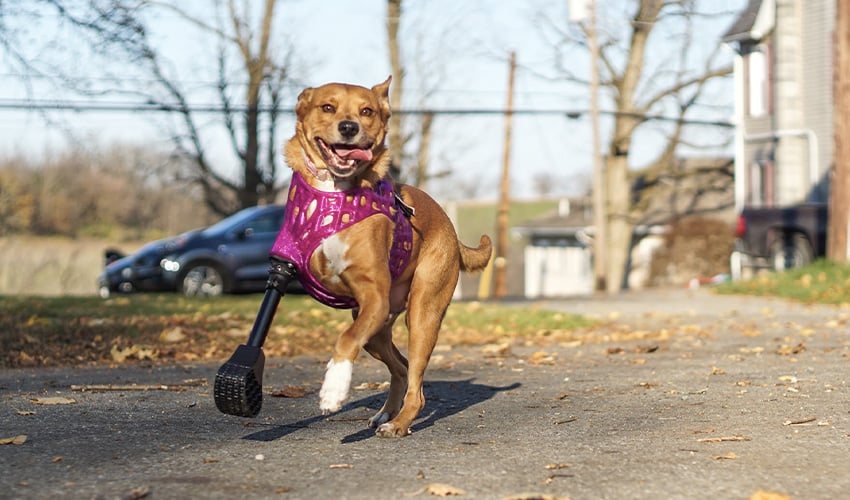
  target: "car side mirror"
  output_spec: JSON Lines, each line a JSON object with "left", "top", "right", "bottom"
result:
{"left": 237, "top": 227, "right": 254, "bottom": 240}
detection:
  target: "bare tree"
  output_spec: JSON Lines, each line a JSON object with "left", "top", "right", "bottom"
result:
{"left": 1, "top": 0, "right": 294, "bottom": 216}
{"left": 384, "top": 0, "right": 474, "bottom": 189}
{"left": 545, "top": 0, "right": 735, "bottom": 292}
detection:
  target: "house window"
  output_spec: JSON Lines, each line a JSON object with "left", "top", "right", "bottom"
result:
{"left": 747, "top": 48, "right": 768, "bottom": 117}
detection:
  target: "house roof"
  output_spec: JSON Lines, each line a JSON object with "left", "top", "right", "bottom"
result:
{"left": 514, "top": 157, "right": 735, "bottom": 237}
{"left": 722, "top": 0, "right": 774, "bottom": 44}
{"left": 513, "top": 198, "right": 594, "bottom": 236}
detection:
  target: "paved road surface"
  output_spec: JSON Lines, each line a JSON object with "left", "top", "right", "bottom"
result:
{"left": 2, "top": 288, "right": 848, "bottom": 499}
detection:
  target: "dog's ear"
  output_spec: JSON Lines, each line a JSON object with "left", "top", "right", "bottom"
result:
{"left": 295, "top": 87, "right": 314, "bottom": 118}
{"left": 371, "top": 76, "right": 392, "bottom": 121}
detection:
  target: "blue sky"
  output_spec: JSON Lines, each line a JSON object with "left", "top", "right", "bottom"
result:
{"left": 0, "top": 0, "right": 745, "bottom": 200}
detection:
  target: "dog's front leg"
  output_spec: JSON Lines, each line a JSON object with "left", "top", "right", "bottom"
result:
{"left": 319, "top": 288, "right": 389, "bottom": 414}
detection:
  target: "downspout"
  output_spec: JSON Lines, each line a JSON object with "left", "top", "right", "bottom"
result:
{"left": 733, "top": 53, "right": 746, "bottom": 212}
{"left": 744, "top": 129, "right": 820, "bottom": 202}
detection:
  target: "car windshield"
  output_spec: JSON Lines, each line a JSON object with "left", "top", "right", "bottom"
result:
{"left": 200, "top": 207, "right": 263, "bottom": 237}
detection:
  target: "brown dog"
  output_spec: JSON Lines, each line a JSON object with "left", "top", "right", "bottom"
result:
{"left": 280, "top": 77, "right": 491, "bottom": 437}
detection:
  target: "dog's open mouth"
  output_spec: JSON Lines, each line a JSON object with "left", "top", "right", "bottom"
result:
{"left": 316, "top": 138, "right": 373, "bottom": 175}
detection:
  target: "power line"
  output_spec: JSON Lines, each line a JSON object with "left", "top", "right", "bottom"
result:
{"left": 0, "top": 99, "right": 733, "bottom": 127}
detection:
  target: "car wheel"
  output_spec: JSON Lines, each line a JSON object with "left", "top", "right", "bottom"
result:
{"left": 180, "top": 264, "right": 225, "bottom": 297}
{"left": 769, "top": 234, "right": 813, "bottom": 271}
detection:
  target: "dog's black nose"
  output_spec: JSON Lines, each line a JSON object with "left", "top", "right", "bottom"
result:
{"left": 338, "top": 120, "right": 359, "bottom": 138}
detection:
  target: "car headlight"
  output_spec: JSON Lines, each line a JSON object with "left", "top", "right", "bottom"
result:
{"left": 161, "top": 258, "right": 181, "bottom": 272}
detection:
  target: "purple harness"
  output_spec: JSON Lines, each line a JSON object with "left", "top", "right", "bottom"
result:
{"left": 270, "top": 172, "right": 413, "bottom": 309}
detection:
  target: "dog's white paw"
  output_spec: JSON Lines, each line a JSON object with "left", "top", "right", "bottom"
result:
{"left": 376, "top": 422, "right": 411, "bottom": 438}
{"left": 368, "top": 411, "right": 390, "bottom": 429}
{"left": 319, "top": 359, "right": 352, "bottom": 414}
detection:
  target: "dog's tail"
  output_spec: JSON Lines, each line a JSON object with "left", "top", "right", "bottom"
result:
{"left": 459, "top": 235, "right": 493, "bottom": 272}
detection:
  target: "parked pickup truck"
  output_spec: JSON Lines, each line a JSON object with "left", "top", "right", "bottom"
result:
{"left": 730, "top": 203, "right": 828, "bottom": 280}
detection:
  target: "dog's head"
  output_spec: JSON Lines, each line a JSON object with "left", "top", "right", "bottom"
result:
{"left": 286, "top": 77, "right": 392, "bottom": 186}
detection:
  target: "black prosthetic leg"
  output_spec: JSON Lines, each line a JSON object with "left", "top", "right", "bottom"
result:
{"left": 213, "top": 258, "right": 297, "bottom": 418}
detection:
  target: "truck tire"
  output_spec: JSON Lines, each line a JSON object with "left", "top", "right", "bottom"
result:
{"left": 769, "top": 234, "right": 814, "bottom": 271}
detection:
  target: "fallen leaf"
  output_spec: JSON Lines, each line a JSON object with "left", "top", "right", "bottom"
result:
{"left": 123, "top": 487, "right": 151, "bottom": 500}
{"left": 202, "top": 457, "right": 219, "bottom": 463}
{"left": 111, "top": 344, "right": 158, "bottom": 363}
{"left": 712, "top": 452, "right": 737, "bottom": 460}
{"left": 543, "top": 474, "right": 572, "bottom": 485}
{"left": 481, "top": 343, "right": 511, "bottom": 356}
{"left": 52, "top": 456, "right": 63, "bottom": 463}
{"left": 634, "top": 344, "right": 659, "bottom": 353}
{"left": 783, "top": 417, "right": 816, "bottom": 426}
{"left": 0, "top": 435, "right": 27, "bottom": 445}
{"left": 16, "top": 410, "right": 36, "bottom": 416}
{"left": 329, "top": 463, "right": 353, "bottom": 469}
{"left": 636, "top": 382, "right": 660, "bottom": 388}
{"left": 530, "top": 351, "right": 557, "bottom": 365}
{"left": 270, "top": 386, "right": 308, "bottom": 398}
{"left": 697, "top": 435, "right": 751, "bottom": 443}
{"left": 30, "top": 397, "right": 76, "bottom": 405}
{"left": 503, "top": 495, "right": 570, "bottom": 500}
{"left": 423, "top": 483, "right": 465, "bottom": 496}
{"left": 159, "top": 326, "right": 186, "bottom": 343}
{"left": 545, "top": 463, "right": 571, "bottom": 470}
{"left": 710, "top": 366, "right": 726, "bottom": 375}
{"left": 353, "top": 381, "right": 391, "bottom": 391}
{"left": 776, "top": 343, "right": 805, "bottom": 356}
{"left": 749, "top": 490, "right": 791, "bottom": 500}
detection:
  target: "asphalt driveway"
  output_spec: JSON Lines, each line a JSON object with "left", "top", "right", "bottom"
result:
{"left": 2, "top": 288, "right": 848, "bottom": 499}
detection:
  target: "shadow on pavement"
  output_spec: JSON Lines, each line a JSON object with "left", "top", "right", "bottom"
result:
{"left": 241, "top": 379, "right": 520, "bottom": 444}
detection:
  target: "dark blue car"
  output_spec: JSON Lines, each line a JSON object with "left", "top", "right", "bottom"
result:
{"left": 98, "top": 205, "right": 291, "bottom": 298}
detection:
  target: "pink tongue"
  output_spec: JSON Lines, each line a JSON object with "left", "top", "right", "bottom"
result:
{"left": 334, "top": 146, "right": 372, "bottom": 161}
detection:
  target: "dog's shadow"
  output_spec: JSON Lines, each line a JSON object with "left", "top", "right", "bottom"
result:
{"left": 241, "top": 379, "right": 520, "bottom": 444}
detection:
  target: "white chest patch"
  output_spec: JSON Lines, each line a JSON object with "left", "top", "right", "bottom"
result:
{"left": 320, "top": 233, "right": 351, "bottom": 283}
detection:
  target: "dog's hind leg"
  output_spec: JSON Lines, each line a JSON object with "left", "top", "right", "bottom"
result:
{"left": 375, "top": 283, "right": 451, "bottom": 438}
{"left": 363, "top": 314, "right": 409, "bottom": 428}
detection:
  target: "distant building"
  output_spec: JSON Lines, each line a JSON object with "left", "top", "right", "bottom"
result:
{"left": 722, "top": 0, "right": 835, "bottom": 210}
{"left": 513, "top": 157, "right": 734, "bottom": 297}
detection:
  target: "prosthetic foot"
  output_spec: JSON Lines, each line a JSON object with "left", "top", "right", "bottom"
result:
{"left": 213, "top": 258, "right": 297, "bottom": 418}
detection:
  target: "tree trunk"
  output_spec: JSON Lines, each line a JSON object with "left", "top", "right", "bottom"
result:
{"left": 386, "top": 0, "right": 405, "bottom": 178}
{"left": 605, "top": 154, "right": 633, "bottom": 292}
{"left": 600, "top": 0, "right": 661, "bottom": 292}
{"left": 828, "top": 0, "right": 850, "bottom": 262}
{"left": 415, "top": 112, "right": 434, "bottom": 191}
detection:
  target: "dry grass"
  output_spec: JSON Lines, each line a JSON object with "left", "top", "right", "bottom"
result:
{"left": 0, "top": 236, "right": 141, "bottom": 296}
{"left": 0, "top": 293, "right": 594, "bottom": 368}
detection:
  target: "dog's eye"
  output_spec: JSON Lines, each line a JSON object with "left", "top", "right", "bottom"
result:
{"left": 321, "top": 104, "right": 335, "bottom": 113}
{"left": 360, "top": 107, "right": 374, "bottom": 117}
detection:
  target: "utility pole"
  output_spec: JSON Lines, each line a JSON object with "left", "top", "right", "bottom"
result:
{"left": 386, "top": 0, "right": 405, "bottom": 180}
{"left": 587, "top": 0, "right": 607, "bottom": 290}
{"left": 494, "top": 51, "right": 516, "bottom": 299}
{"left": 829, "top": 0, "right": 850, "bottom": 262}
